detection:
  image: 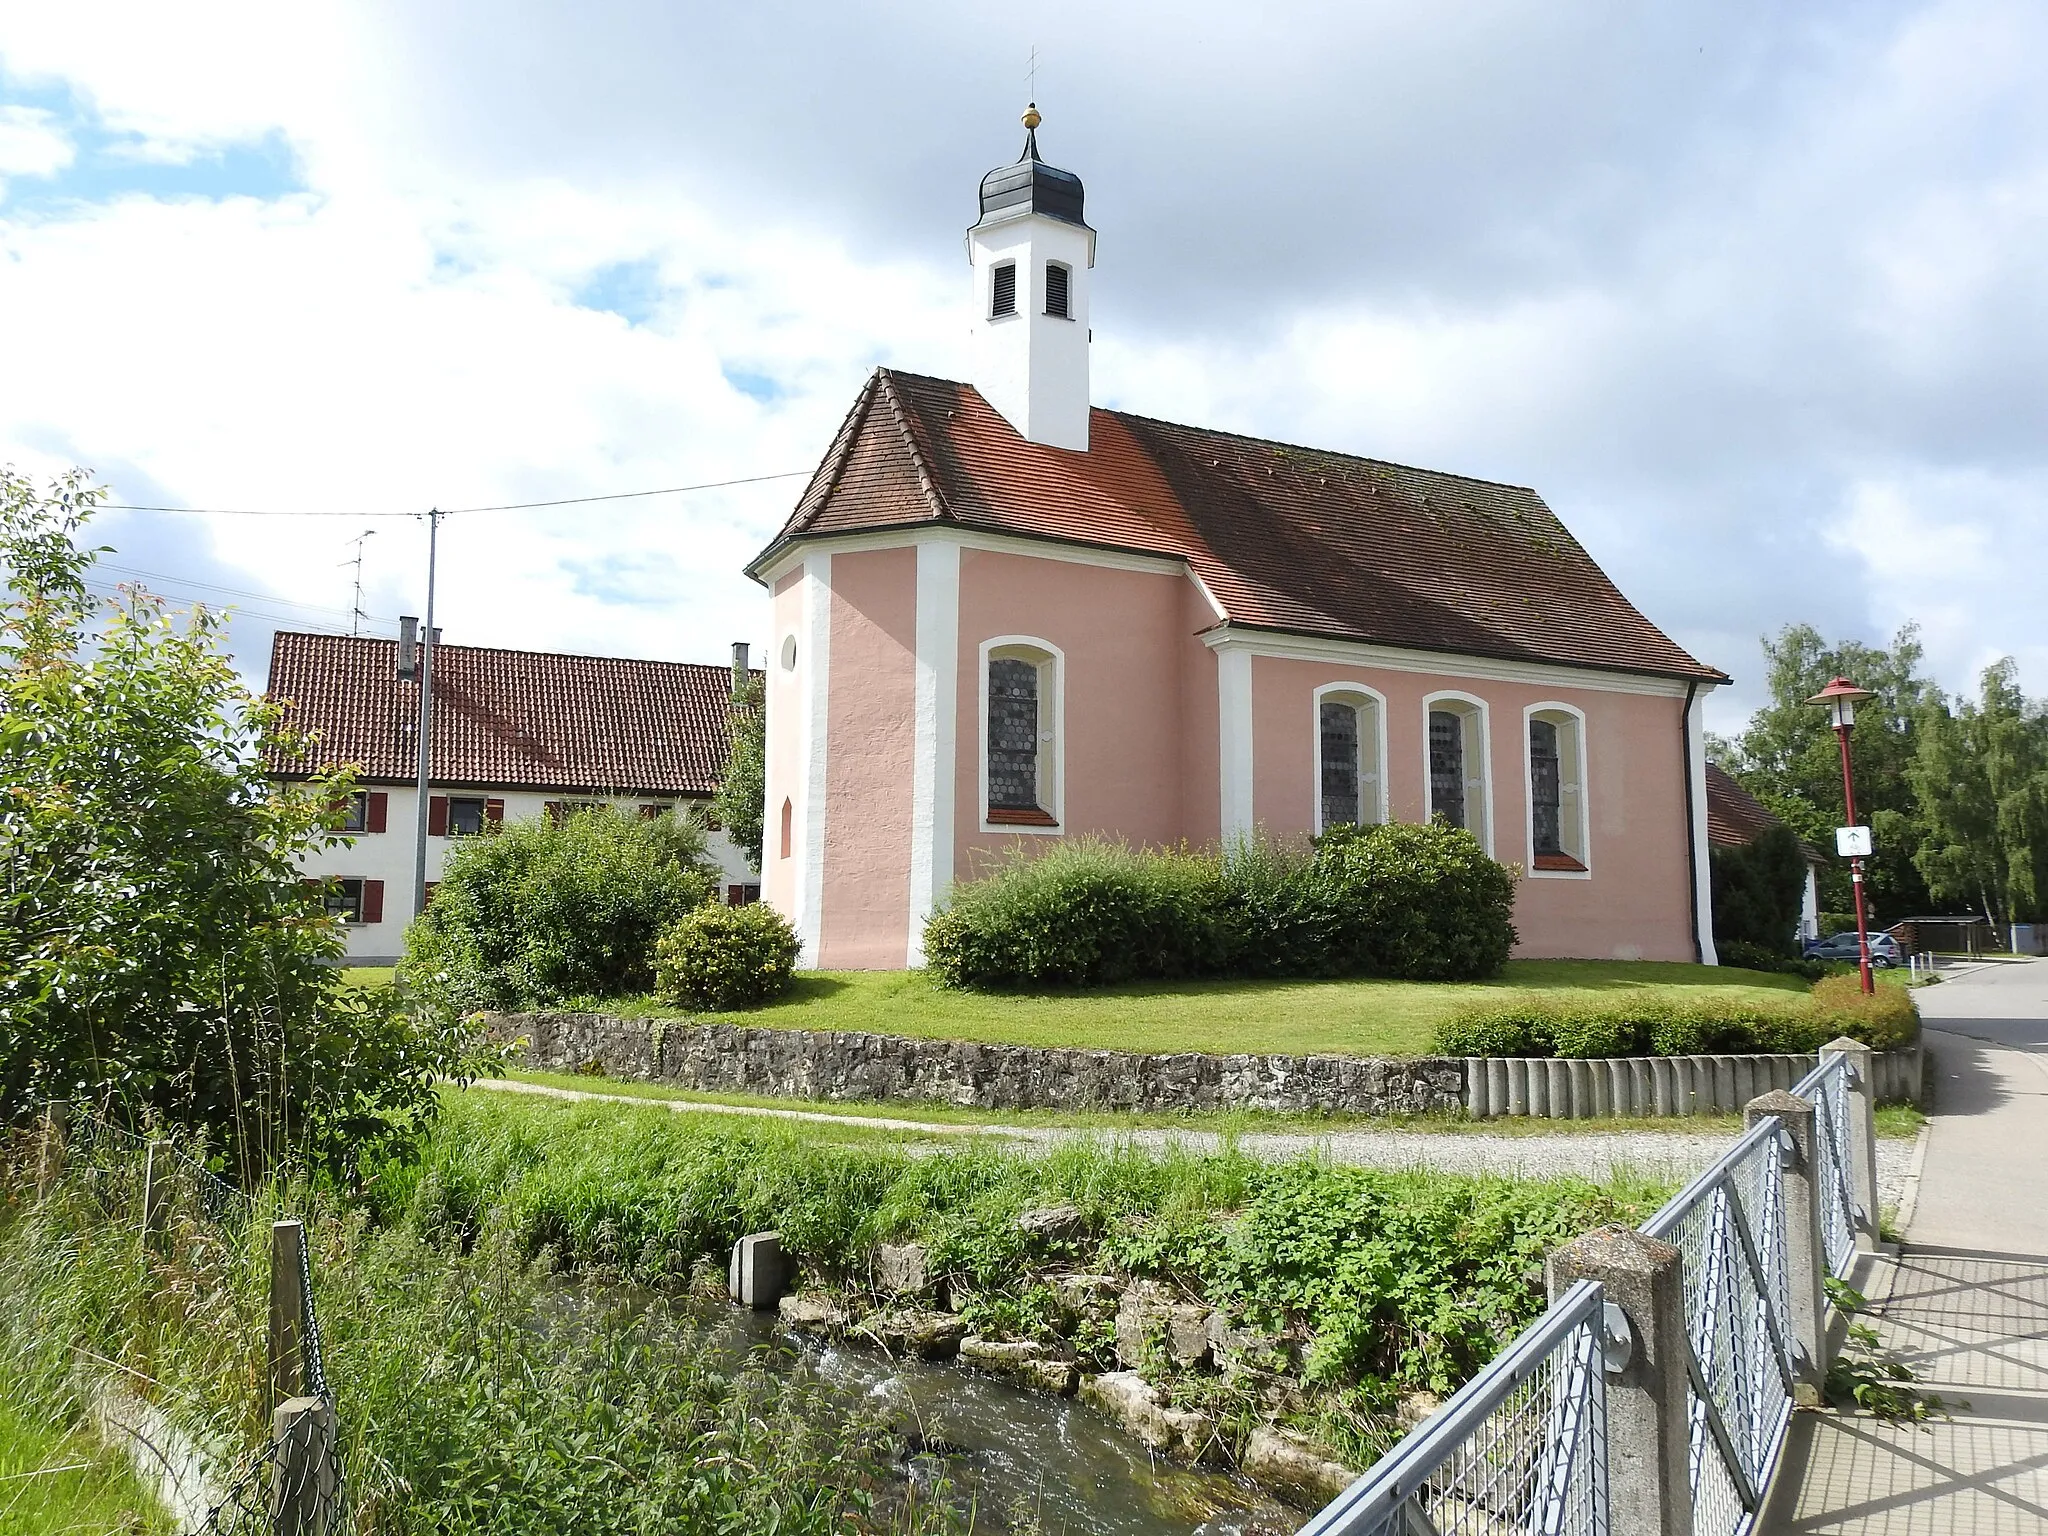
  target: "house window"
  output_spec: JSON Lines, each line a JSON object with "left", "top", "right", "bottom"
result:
{"left": 1044, "top": 261, "right": 1071, "bottom": 319}
{"left": 339, "top": 792, "right": 369, "bottom": 832}
{"left": 990, "top": 261, "right": 1017, "bottom": 318}
{"left": 544, "top": 799, "right": 608, "bottom": 825}
{"left": 726, "top": 883, "right": 762, "bottom": 906}
{"left": 1315, "top": 687, "right": 1385, "bottom": 832}
{"left": 431, "top": 795, "right": 503, "bottom": 837}
{"left": 1528, "top": 706, "right": 1589, "bottom": 874}
{"left": 983, "top": 639, "right": 1061, "bottom": 829}
{"left": 1425, "top": 696, "right": 1490, "bottom": 850}
{"left": 322, "top": 877, "right": 384, "bottom": 925}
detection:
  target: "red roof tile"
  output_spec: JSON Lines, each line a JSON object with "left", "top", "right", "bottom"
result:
{"left": 265, "top": 631, "right": 747, "bottom": 795}
{"left": 1706, "top": 763, "right": 1788, "bottom": 849}
{"left": 753, "top": 369, "right": 1727, "bottom": 684}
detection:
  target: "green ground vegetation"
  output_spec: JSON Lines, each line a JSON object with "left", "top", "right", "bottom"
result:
{"left": 500, "top": 1071, "right": 1928, "bottom": 1140}
{"left": 563, "top": 959, "right": 1806, "bottom": 1057}
{"left": 0, "top": 1384, "right": 167, "bottom": 1535}
{"left": 371, "top": 1090, "right": 1666, "bottom": 1470}
{"left": 0, "top": 1134, "right": 970, "bottom": 1536}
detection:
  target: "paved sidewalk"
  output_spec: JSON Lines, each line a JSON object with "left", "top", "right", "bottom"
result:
{"left": 1769, "top": 960, "right": 2048, "bottom": 1533}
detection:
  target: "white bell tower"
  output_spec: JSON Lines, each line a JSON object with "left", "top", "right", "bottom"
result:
{"left": 968, "top": 106, "right": 1095, "bottom": 452}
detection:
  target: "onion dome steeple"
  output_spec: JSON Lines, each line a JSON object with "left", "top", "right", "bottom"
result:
{"left": 975, "top": 103, "right": 1090, "bottom": 232}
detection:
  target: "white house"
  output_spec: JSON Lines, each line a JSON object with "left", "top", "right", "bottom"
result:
{"left": 266, "top": 626, "right": 760, "bottom": 964}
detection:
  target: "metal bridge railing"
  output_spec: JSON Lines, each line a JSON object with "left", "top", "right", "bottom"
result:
{"left": 1297, "top": 1280, "right": 1613, "bottom": 1536}
{"left": 1305, "top": 1039, "right": 1882, "bottom": 1536}
{"left": 1641, "top": 1117, "right": 1795, "bottom": 1536}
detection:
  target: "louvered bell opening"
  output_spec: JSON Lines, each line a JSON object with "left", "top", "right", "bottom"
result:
{"left": 1044, "top": 262, "right": 1070, "bottom": 319}
{"left": 990, "top": 262, "right": 1017, "bottom": 318}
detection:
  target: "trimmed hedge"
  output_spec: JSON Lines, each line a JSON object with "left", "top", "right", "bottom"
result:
{"left": 654, "top": 902, "right": 801, "bottom": 1011}
{"left": 1431, "top": 972, "right": 1919, "bottom": 1059}
{"left": 923, "top": 823, "right": 1518, "bottom": 990}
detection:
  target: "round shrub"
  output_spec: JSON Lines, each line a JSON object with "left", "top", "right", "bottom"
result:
{"left": 654, "top": 903, "right": 801, "bottom": 1011}
{"left": 401, "top": 807, "right": 718, "bottom": 1011}
{"left": 1311, "top": 822, "right": 1518, "bottom": 981}
{"left": 923, "top": 839, "right": 1222, "bottom": 989}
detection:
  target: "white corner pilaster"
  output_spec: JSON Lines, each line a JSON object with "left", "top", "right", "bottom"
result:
{"left": 1687, "top": 686, "right": 1718, "bottom": 966}
{"left": 1218, "top": 646, "right": 1255, "bottom": 842}
{"left": 907, "top": 539, "right": 961, "bottom": 965}
{"left": 796, "top": 554, "right": 832, "bottom": 968}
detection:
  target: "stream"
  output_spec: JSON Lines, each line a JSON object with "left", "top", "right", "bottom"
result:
{"left": 581, "top": 1285, "right": 1301, "bottom": 1536}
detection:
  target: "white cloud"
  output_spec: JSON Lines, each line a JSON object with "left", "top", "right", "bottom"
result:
{"left": 1, "top": 0, "right": 2044, "bottom": 730}
{"left": 0, "top": 103, "right": 72, "bottom": 191}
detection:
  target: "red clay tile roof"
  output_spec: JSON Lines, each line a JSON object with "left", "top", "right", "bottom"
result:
{"left": 265, "top": 631, "right": 747, "bottom": 795}
{"left": 752, "top": 368, "right": 1726, "bottom": 683}
{"left": 1706, "top": 763, "right": 1790, "bottom": 850}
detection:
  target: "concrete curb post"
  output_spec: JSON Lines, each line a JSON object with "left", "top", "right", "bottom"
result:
{"left": 1747, "top": 1091, "right": 1826, "bottom": 1403}
{"left": 140, "top": 1141, "right": 171, "bottom": 1250}
{"left": 269, "top": 1395, "right": 335, "bottom": 1536}
{"left": 1821, "top": 1037, "right": 1881, "bottom": 1251}
{"left": 1549, "top": 1226, "right": 1694, "bottom": 1536}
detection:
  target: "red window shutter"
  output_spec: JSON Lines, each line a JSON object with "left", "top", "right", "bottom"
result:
{"left": 639, "top": 803, "right": 662, "bottom": 820}
{"left": 361, "top": 880, "right": 385, "bottom": 924}
{"left": 428, "top": 795, "right": 448, "bottom": 837}
{"left": 545, "top": 800, "right": 566, "bottom": 824}
{"left": 366, "top": 791, "right": 388, "bottom": 833}
{"left": 484, "top": 798, "right": 505, "bottom": 827}
{"left": 423, "top": 881, "right": 439, "bottom": 905}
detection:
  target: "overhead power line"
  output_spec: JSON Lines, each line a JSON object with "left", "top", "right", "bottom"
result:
{"left": 96, "top": 469, "right": 810, "bottom": 520}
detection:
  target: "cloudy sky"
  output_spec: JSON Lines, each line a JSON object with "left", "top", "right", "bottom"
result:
{"left": 1, "top": 0, "right": 2042, "bottom": 731}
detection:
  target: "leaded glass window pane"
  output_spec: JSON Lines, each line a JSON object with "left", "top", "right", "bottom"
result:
{"left": 987, "top": 658, "right": 1040, "bottom": 811}
{"left": 1531, "top": 718, "right": 1563, "bottom": 856}
{"left": 1430, "top": 710, "right": 1466, "bottom": 829}
{"left": 1320, "top": 700, "right": 1360, "bottom": 827}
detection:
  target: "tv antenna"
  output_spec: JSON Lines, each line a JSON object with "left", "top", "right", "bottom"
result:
{"left": 1027, "top": 45, "right": 1038, "bottom": 101}
{"left": 342, "top": 529, "right": 375, "bottom": 635}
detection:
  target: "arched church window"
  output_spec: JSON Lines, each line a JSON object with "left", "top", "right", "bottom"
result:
{"left": 1315, "top": 686, "right": 1385, "bottom": 832}
{"left": 982, "top": 639, "right": 1062, "bottom": 830}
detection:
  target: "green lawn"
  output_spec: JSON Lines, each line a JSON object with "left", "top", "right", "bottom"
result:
{"left": 585, "top": 959, "right": 1810, "bottom": 1059}
{"left": 499, "top": 1068, "right": 1928, "bottom": 1140}
{"left": 0, "top": 1394, "right": 167, "bottom": 1535}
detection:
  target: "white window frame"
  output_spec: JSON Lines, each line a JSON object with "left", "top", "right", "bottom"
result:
{"left": 1421, "top": 690, "right": 1494, "bottom": 855}
{"left": 1310, "top": 681, "right": 1389, "bottom": 833}
{"left": 978, "top": 634, "right": 1065, "bottom": 835}
{"left": 1524, "top": 701, "right": 1592, "bottom": 879}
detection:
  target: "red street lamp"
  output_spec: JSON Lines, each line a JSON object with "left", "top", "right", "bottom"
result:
{"left": 1806, "top": 676, "right": 1879, "bottom": 994}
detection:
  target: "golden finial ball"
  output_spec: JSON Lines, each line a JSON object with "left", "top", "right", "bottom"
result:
{"left": 1022, "top": 104, "right": 1042, "bottom": 130}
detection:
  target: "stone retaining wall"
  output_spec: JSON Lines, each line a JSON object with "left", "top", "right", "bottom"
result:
{"left": 493, "top": 1012, "right": 1921, "bottom": 1118}
{"left": 495, "top": 1012, "right": 1467, "bottom": 1115}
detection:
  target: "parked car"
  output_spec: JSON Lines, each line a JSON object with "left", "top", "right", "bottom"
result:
{"left": 1802, "top": 930, "right": 1904, "bottom": 967}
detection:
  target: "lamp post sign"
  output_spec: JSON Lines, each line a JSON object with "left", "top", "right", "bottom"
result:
{"left": 1807, "top": 677, "right": 1879, "bottom": 994}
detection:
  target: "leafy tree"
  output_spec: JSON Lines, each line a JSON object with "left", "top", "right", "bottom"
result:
{"left": 1709, "top": 823, "right": 1808, "bottom": 955}
{"left": 1721, "top": 623, "right": 1941, "bottom": 920}
{"left": 1910, "top": 660, "right": 2048, "bottom": 927}
{"left": 401, "top": 805, "right": 718, "bottom": 1010}
{"left": 711, "top": 668, "right": 765, "bottom": 871}
{"left": 0, "top": 469, "right": 486, "bottom": 1180}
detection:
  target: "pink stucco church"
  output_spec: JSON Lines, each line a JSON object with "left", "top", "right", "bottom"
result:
{"left": 748, "top": 110, "right": 1729, "bottom": 971}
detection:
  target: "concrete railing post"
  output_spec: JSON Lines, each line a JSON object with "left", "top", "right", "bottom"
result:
{"left": 1822, "top": 1037, "right": 1881, "bottom": 1251}
{"left": 269, "top": 1220, "right": 307, "bottom": 1408}
{"left": 1549, "top": 1226, "right": 1694, "bottom": 1536}
{"left": 140, "top": 1141, "right": 171, "bottom": 1249}
{"left": 1747, "top": 1091, "right": 1827, "bottom": 1401}
{"left": 269, "top": 1395, "right": 335, "bottom": 1536}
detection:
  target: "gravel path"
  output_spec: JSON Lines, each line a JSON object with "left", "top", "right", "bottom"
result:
{"left": 473, "top": 1078, "right": 1917, "bottom": 1208}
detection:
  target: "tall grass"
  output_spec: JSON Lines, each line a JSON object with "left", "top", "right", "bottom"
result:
{"left": 0, "top": 1132, "right": 969, "bottom": 1535}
